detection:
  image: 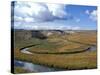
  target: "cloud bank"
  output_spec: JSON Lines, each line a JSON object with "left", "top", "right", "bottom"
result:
{"left": 13, "top": 2, "right": 76, "bottom": 30}
{"left": 12, "top": 2, "right": 97, "bottom": 30}
{"left": 85, "top": 10, "right": 97, "bottom": 21}
{"left": 14, "top": 2, "right": 71, "bottom": 23}
{"left": 14, "top": 21, "right": 81, "bottom": 30}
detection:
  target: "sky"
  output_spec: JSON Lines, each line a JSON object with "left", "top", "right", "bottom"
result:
{"left": 12, "top": 1, "right": 97, "bottom": 30}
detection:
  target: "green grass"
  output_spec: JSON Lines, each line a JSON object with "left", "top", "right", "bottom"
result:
{"left": 29, "top": 45, "right": 90, "bottom": 54}
{"left": 15, "top": 49, "right": 97, "bottom": 69}
{"left": 14, "top": 67, "right": 31, "bottom": 74}
{"left": 14, "top": 30, "right": 97, "bottom": 72}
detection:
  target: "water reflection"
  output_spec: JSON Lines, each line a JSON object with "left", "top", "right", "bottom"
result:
{"left": 88, "top": 46, "right": 97, "bottom": 51}
{"left": 14, "top": 60, "right": 63, "bottom": 72}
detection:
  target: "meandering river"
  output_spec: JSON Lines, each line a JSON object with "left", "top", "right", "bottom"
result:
{"left": 15, "top": 45, "right": 96, "bottom": 72}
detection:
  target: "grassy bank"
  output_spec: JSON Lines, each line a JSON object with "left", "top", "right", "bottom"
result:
{"left": 15, "top": 49, "right": 97, "bottom": 69}
{"left": 13, "top": 30, "right": 97, "bottom": 73}
{"left": 14, "top": 67, "right": 31, "bottom": 74}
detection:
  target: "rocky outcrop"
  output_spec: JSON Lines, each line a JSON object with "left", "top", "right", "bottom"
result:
{"left": 14, "top": 30, "right": 70, "bottom": 40}
{"left": 32, "top": 30, "right": 47, "bottom": 39}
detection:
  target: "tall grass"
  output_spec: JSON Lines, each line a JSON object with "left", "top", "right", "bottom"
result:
{"left": 14, "top": 30, "right": 97, "bottom": 71}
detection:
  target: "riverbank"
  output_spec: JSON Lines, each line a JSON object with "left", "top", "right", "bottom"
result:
{"left": 13, "top": 30, "right": 97, "bottom": 73}
{"left": 15, "top": 48, "right": 97, "bottom": 71}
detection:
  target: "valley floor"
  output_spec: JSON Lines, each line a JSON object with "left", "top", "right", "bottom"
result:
{"left": 13, "top": 30, "right": 97, "bottom": 73}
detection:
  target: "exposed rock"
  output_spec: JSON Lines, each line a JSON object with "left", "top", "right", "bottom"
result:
{"left": 14, "top": 30, "right": 73, "bottom": 40}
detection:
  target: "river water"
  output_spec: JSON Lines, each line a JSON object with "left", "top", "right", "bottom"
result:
{"left": 20, "top": 48, "right": 32, "bottom": 54}
{"left": 14, "top": 60, "right": 63, "bottom": 72}
{"left": 15, "top": 45, "right": 97, "bottom": 72}
{"left": 87, "top": 45, "right": 97, "bottom": 51}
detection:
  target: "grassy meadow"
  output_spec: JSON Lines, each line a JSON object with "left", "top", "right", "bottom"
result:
{"left": 13, "top": 30, "right": 97, "bottom": 73}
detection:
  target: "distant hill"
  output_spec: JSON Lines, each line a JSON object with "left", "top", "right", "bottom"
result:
{"left": 13, "top": 29, "right": 97, "bottom": 40}
{"left": 13, "top": 30, "right": 68, "bottom": 40}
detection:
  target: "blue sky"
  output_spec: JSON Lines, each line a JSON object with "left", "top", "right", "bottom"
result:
{"left": 13, "top": 2, "right": 97, "bottom": 30}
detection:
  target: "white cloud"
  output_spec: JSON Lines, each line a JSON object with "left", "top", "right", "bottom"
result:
{"left": 89, "top": 10, "right": 97, "bottom": 21}
{"left": 14, "top": 2, "right": 69, "bottom": 23}
{"left": 47, "top": 4, "right": 68, "bottom": 19}
{"left": 14, "top": 2, "right": 52, "bottom": 22}
{"left": 14, "top": 16, "right": 23, "bottom": 22}
{"left": 14, "top": 21, "right": 81, "bottom": 30}
{"left": 72, "top": 26, "right": 80, "bottom": 30}
{"left": 85, "top": 10, "right": 97, "bottom": 21}
{"left": 85, "top": 10, "right": 90, "bottom": 14}
{"left": 24, "top": 17, "right": 35, "bottom": 22}
{"left": 13, "top": 2, "right": 79, "bottom": 30}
